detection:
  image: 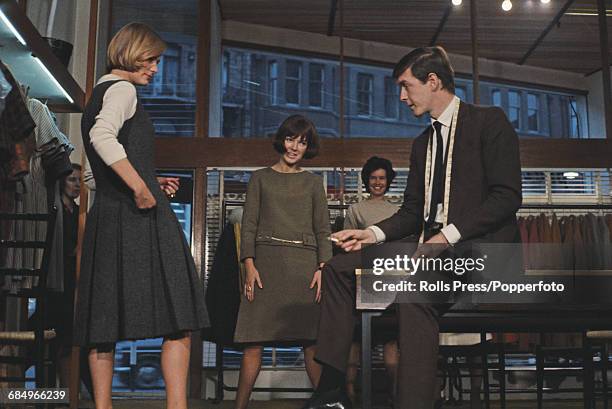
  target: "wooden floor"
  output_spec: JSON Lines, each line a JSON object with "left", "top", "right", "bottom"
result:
{"left": 68, "top": 398, "right": 586, "bottom": 408}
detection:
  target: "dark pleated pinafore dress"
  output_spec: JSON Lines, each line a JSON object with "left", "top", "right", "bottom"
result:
{"left": 74, "top": 79, "right": 209, "bottom": 345}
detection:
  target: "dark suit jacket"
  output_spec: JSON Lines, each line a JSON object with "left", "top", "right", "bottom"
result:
{"left": 376, "top": 101, "right": 522, "bottom": 244}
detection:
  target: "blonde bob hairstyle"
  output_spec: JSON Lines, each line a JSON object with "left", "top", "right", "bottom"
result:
{"left": 107, "top": 23, "right": 166, "bottom": 72}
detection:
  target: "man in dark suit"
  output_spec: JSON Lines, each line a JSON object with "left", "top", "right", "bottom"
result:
{"left": 304, "top": 46, "right": 522, "bottom": 409}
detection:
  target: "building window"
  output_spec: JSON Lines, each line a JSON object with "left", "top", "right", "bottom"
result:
{"left": 527, "top": 93, "right": 540, "bottom": 132}
{"left": 268, "top": 61, "right": 278, "bottom": 105}
{"left": 456, "top": 86, "right": 467, "bottom": 102}
{"left": 357, "top": 73, "right": 373, "bottom": 116}
{"left": 285, "top": 60, "right": 301, "bottom": 105}
{"left": 161, "top": 45, "right": 180, "bottom": 95}
{"left": 222, "top": 51, "right": 230, "bottom": 92}
{"left": 508, "top": 90, "right": 521, "bottom": 130}
{"left": 569, "top": 97, "right": 579, "bottom": 138}
{"left": 309, "top": 64, "right": 324, "bottom": 108}
{"left": 384, "top": 76, "right": 398, "bottom": 118}
{"left": 491, "top": 89, "right": 502, "bottom": 108}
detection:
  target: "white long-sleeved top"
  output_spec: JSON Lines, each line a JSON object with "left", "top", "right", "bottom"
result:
{"left": 88, "top": 74, "right": 137, "bottom": 166}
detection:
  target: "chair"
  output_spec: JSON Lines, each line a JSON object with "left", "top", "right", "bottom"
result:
{"left": 0, "top": 207, "right": 58, "bottom": 389}
{"left": 583, "top": 330, "right": 612, "bottom": 409}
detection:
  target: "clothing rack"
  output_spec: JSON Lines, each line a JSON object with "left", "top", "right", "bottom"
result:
{"left": 520, "top": 204, "right": 612, "bottom": 210}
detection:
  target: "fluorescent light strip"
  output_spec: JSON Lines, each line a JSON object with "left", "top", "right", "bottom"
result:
{"left": 566, "top": 12, "right": 612, "bottom": 16}
{"left": 33, "top": 57, "right": 74, "bottom": 104}
{"left": 0, "top": 9, "right": 26, "bottom": 46}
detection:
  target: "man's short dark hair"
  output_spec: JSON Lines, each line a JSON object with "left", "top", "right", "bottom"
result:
{"left": 392, "top": 46, "right": 455, "bottom": 94}
{"left": 361, "top": 156, "right": 396, "bottom": 193}
{"left": 273, "top": 114, "right": 320, "bottom": 159}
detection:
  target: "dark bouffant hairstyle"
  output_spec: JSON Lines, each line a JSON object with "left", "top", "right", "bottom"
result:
{"left": 272, "top": 114, "right": 320, "bottom": 159}
{"left": 361, "top": 156, "right": 396, "bottom": 193}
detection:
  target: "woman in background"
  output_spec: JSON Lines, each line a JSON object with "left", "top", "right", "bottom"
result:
{"left": 344, "top": 156, "right": 399, "bottom": 404}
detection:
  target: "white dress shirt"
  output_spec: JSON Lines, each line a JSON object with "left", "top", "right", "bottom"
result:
{"left": 368, "top": 96, "right": 462, "bottom": 244}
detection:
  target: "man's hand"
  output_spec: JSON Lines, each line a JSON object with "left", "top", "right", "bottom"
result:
{"left": 332, "top": 229, "right": 376, "bottom": 252}
{"left": 412, "top": 232, "right": 449, "bottom": 259}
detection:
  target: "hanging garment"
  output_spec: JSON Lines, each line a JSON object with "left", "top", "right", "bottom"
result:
{"left": 0, "top": 61, "right": 36, "bottom": 185}
{"left": 203, "top": 222, "right": 241, "bottom": 345}
{"left": 549, "top": 214, "right": 564, "bottom": 271}
{"left": 596, "top": 216, "right": 612, "bottom": 269}
{"left": 4, "top": 99, "right": 74, "bottom": 292}
{"left": 0, "top": 61, "right": 35, "bottom": 147}
{"left": 527, "top": 215, "right": 540, "bottom": 270}
{"left": 518, "top": 217, "right": 530, "bottom": 269}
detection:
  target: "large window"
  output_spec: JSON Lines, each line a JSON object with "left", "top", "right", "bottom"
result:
{"left": 384, "top": 76, "right": 399, "bottom": 119}
{"left": 219, "top": 46, "right": 588, "bottom": 139}
{"left": 357, "top": 73, "right": 373, "bottom": 116}
{"left": 527, "top": 93, "right": 540, "bottom": 133}
{"left": 569, "top": 98, "right": 579, "bottom": 138}
{"left": 491, "top": 89, "right": 502, "bottom": 108}
{"left": 508, "top": 90, "right": 521, "bottom": 130}
{"left": 309, "top": 64, "right": 324, "bottom": 108}
{"left": 111, "top": 0, "right": 198, "bottom": 137}
{"left": 285, "top": 60, "right": 302, "bottom": 105}
{"left": 222, "top": 51, "right": 229, "bottom": 93}
{"left": 268, "top": 61, "right": 278, "bottom": 105}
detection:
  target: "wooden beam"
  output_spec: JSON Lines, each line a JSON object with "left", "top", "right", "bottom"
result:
{"left": 327, "top": 0, "right": 338, "bottom": 36}
{"left": 189, "top": 167, "right": 207, "bottom": 399}
{"left": 155, "top": 138, "right": 612, "bottom": 170}
{"left": 429, "top": 4, "right": 452, "bottom": 46}
{"left": 518, "top": 0, "right": 575, "bottom": 66}
{"left": 470, "top": 0, "right": 480, "bottom": 104}
{"left": 85, "top": 0, "right": 99, "bottom": 102}
{"left": 597, "top": 0, "right": 612, "bottom": 139}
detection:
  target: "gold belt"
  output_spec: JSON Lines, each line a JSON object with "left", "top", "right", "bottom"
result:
{"left": 263, "top": 235, "right": 304, "bottom": 244}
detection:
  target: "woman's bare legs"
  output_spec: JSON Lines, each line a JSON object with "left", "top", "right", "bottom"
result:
{"left": 89, "top": 345, "right": 115, "bottom": 409}
{"left": 162, "top": 333, "right": 191, "bottom": 409}
{"left": 304, "top": 344, "right": 322, "bottom": 388}
{"left": 234, "top": 345, "right": 263, "bottom": 409}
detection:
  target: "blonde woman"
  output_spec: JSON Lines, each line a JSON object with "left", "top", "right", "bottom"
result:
{"left": 74, "top": 23, "right": 208, "bottom": 409}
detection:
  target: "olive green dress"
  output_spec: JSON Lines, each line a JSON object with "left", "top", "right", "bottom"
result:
{"left": 234, "top": 167, "right": 332, "bottom": 344}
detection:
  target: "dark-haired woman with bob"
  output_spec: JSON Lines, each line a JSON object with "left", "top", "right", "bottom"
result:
{"left": 233, "top": 114, "right": 332, "bottom": 409}
{"left": 344, "top": 156, "right": 400, "bottom": 404}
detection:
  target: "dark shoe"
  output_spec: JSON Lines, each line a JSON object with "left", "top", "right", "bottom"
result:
{"left": 302, "top": 388, "right": 352, "bottom": 409}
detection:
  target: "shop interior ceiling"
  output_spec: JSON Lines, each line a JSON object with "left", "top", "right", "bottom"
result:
{"left": 218, "top": 0, "right": 612, "bottom": 75}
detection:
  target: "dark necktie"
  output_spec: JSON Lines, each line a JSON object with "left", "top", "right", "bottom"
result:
{"left": 427, "top": 121, "right": 444, "bottom": 225}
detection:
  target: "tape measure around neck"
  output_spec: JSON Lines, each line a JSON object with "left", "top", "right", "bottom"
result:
{"left": 420, "top": 97, "right": 460, "bottom": 243}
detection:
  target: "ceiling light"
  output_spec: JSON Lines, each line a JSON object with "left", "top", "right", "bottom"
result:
{"left": 502, "top": 0, "right": 513, "bottom": 11}
{"left": 33, "top": 56, "right": 74, "bottom": 104}
{"left": 0, "top": 9, "right": 26, "bottom": 46}
{"left": 541, "top": 0, "right": 551, "bottom": 3}
{"left": 563, "top": 171, "right": 580, "bottom": 179}
{"left": 452, "top": 0, "right": 462, "bottom": 5}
